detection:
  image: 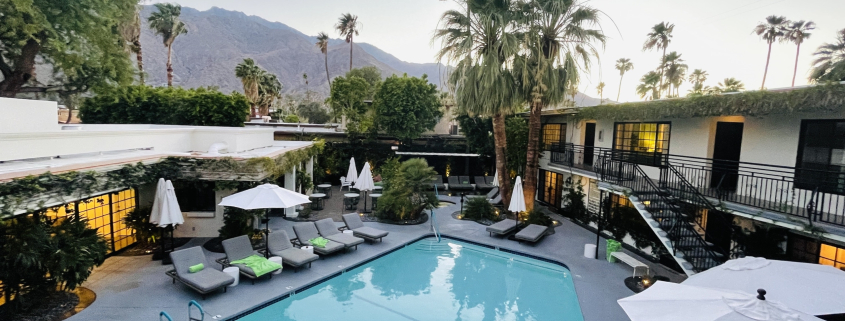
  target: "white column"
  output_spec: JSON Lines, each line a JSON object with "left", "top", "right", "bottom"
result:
{"left": 306, "top": 156, "right": 314, "bottom": 193}
{"left": 284, "top": 165, "right": 297, "bottom": 217}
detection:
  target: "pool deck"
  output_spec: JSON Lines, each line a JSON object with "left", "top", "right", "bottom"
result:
{"left": 70, "top": 195, "right": 684, "bottom": 321}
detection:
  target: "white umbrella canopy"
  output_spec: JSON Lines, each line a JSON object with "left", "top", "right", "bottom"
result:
{"left": 619, "top": 282, "right": 824, "bottom": 321}
{"left": 683, "top": 257, "right": 845, "bottom": 315}
{"left": 508, "top": 176, "right": 526, "bottom": 213}
{"left": 491, "top": 170, "right": 499, "bottom": 187}
{"left": 218, "top": 184, "right": 311, "bottom": 210}
{"left": 355, "top": 162, "right": 375, "bottom": 191}
{"left": 155, "top": 180, "right": 184, "bottom": 227}
{"left": 149, "top": 178, "right": 166, "bottom": 225}
{"left": 346, "top": 157, "right": 358, "bottom": 185}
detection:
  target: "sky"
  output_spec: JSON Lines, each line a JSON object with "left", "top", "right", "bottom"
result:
{"left": 152, "top": 0, "right": 845, "bottom": 103}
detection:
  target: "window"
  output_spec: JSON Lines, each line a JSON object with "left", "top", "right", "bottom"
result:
{"left": 542, "top": 123, "right": 567, "bottom": 150}
{"left": 819, "top": 243, "right": 845, "bottom": 269}
{"left": 795, "top": 120, "right": 845, "bottom": 194}
{"left": 174, "top": 181, "right": 217, "bottom": 212}
{"left": 613, "top": 122, "right": 671, "bottom": 166}
{"left": 788, "top": 235, "right": 820, "bottom": 264}
{"left": 538, "top": 170, "right": 564, "bottom": 208}
{"left": 43, "top": 188, "right": 137, "bottom": 253}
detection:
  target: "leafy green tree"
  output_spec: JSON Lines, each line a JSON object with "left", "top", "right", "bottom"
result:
{"left": 284, "top": 114, "right": 300, "bottom": 123}
{"left": 373, "top": 74, "right": 443, "bottom": 142}
{"left": 316, "top": 32, "right": 331, "bottom": 89}
{"left": 377, "top": 158, "right": 438, "bottom": 221}
{"left": 0, "top": 0, "right": 136, "bottom": 97}
{"left": 785, "top": 20, "right": 815, "bottom": 87}
{"left": 809, "top": 29, "right": 845, "bottom": 83}
{"left": 119, "top": 2, "right": 145, "bottom": 84}
{"left": 297, "top": 101, "right": 331, "bottom": 124}
{"left": 335, "top": 13, "right": 360, "bottom": 71}
{"left": 148, "top": 3, "right": 188, "bottom": 87}
{"left": 615, "top": 58, "right": 634, "bottom": 101}
{"left": 643, "top": 22, "right": 675, "bottom": 99}
{"left": 329, "top": 75, "right": 372, "bottom": 136}
{"left": 754, "top": 15, "right": 789, "bottom": 90}
{"left": 505, "top": 117, "right": 528, "bottom": 178}
{"left": 636, "top": 71, "right": 661, "bottom": 100}
{"left": 346, "top": 66, "right": 382, "bottom": 98}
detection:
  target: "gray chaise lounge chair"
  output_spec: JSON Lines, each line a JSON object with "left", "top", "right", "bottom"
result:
{"left": 474, "top": 176, "right": 493, "bottom": 191}
{"left": 218, "top": 235, "right": 280, "bottom": 284}
{"left": 469, "top": 187, "right": 498, "bottom": 200}
{"left": 448, "top": 176, "right": 472, "bottom": 191}
{"left": 293, "top": 222, "right": 346, "bottom": 256}
{"left": 342, "top": 213, "right": 389, "bottom": 242}
{"left": 267, "top": 230, "right": 319, "bottom": 272}
{"left": 315, "top": 218, "right": 364, "bottom": 250}
{"left": 486, "top": 176, "right": 496, "bottom": 185}
{"left": 489, "top": 190, "right": 503, "bottom": 206}
{"left": 486, "top": 219, "right": 517, "bottom": 237}
{"left": 167, "top": 246, "right": 234, "bottom": 299}
{"left": 430, "top": 175, "right": 446, "bottom": 191}
{"left": 515, "top": 224, "right": 549, "bottom": 243}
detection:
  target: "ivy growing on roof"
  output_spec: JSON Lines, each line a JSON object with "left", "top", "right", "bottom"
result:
{"left": 575, "top": 83, "right": 845, "bottom": 121}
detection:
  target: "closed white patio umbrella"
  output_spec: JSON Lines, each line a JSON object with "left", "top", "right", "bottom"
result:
{"left": 355, "top": 162, "right": 375, "bottom": 213}
{"left": 509, "top": 176, "right": 525, "bottom": 230}
{"left": 491, "top": 170, "right": 499, "bottom": 187}
{"left": 619, "top": 282, "right": 823, "bottom": 321}
{"left": 149, "top": 178, "right": 166, "bottom": 225}
{"left": 683, "top": 256, "right": 845, "bottom": 316}
{"left": 346, "top": 157, "right": 358, "bottom": 186}
{"left": 149, "top": 179, "right": 183, "bottom": 264}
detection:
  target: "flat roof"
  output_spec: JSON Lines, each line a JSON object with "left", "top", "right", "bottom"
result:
{"left": 394, "top": 151, "right": 481, "bottom": 157}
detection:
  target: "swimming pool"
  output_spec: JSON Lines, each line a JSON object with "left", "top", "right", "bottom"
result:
{"left": 234, "top": 238, "right": 583, "bottom": 321}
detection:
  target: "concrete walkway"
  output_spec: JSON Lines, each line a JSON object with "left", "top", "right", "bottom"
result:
{"left": 69, "top": 196, "right": 684, "bottom": 321}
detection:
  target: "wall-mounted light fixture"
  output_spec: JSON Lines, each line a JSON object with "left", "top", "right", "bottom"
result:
{"left": 391, "top": 146, "right": 399, "bottom": 151}
{"left": 598, "top": 130, "right": 604, "bottom": 142}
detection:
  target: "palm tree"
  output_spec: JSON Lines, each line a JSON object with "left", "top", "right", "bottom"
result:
{"left": 753, "top": 15, "right": 789, "bottom": 90}
{"left": 643, "top": 22, "right": 674, "bottom": 99}
{"left": 335, "top": 13, "right": 360, "bottom": 72}
{"left": 661, "top": 51, "right": 687, "bottom": 97}
{"left": 235, "top": 58, "right": 263, "bottom": 117}
{"left": 316, "top": 32, "right": 331, "bottom": 89}
{"left": 784, "top": 20, "right": 815, "bottom": 87}
{"left": 119, "top": 3, "right": 145, "bottom": 84}
{"left": 517, "top": 0, "right": 607, "bottom": 211}
{"left": 148, "top": 3, "right": 188, "bottom": 87}
{"left": 615, "top": 58, "right": 633, "bottom": 101}
{"left": 809, "top": 29, "right": 845, "bottom": 82}
{"left": 636, "top": 71, "right": 661, "bottom": 100}
{"left": 596, "top": 82, "right": 605, "bottom": 104}
{"left": 257, "top": 73, "right": 283, "bottom": 116}
{"left": 716, "top": 77, "right": 745, "bottom": 93}
{"left": 688, "top": 69, "right": 708, "bottom": 95}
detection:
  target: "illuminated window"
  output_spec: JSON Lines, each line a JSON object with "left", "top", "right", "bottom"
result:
{"left": 795, "top": 120, "right": 845, "bottom": 194}
{"left": 538, "top": 170, "right": 563, "bottom": 208}
{"left": 542, "top": 124, "right": 567, "bottom": 150}
{"left": 41, "top": 188, "right": 137, "bottom": 253}
{"left": 613, "top": 122, "right": 671, "bottom": 166}
{"left": 819, "top": 243, "right": 845, "bottom": 269}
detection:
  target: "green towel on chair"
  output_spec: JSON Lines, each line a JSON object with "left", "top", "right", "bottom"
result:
{"left": 229, "top": 255, "right": 282, "bottom": 277}
{"left": 309, "top": 237, "right": 329, "bottom": 248}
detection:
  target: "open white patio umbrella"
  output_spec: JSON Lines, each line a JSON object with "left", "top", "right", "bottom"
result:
{"left": 619, "top": 282, "right": 824, "bottom": 321}
{"left": 355, "top": 162, "right": 375, "bottom": 213}
{"left": 346, "top": 157, "right": 358, "bottom": 186}
{"left": 508, "top": 176, "right": 526, "bottom": 229}
{"left": 682, "top": 256, "right": 845, "bottom": 316}
{"left": 219, "top": 184, "right": 311, "bottom": 257}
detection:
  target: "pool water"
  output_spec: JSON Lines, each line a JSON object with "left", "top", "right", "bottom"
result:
{"left": 235, "top": 238, "right": 584, "bottom": 321}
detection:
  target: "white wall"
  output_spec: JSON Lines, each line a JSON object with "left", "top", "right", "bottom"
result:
{"left": 174, "top": 189, "right": 234, "bottom": 238}
{"left": 0, "top": 98, "right": 58, "bottom": 133}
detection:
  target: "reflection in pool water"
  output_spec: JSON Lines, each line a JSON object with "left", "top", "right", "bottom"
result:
{"left": 236, "top": 238, "right": 583, "bottom": 321}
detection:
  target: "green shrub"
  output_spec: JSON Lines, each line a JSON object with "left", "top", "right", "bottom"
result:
{"left": 463, "top": 197, "right": 497, "bottom": 221}
{"left": 79, "top": 85, "right": 250, "bottom": 127}
{"left": 524, "top": 208, "right": 552, "bottom": 226}
{"left": 377, "top": 158, "right": 438, "bottom": 221}
{"left": 284, "top": 114, "right": 300, "bottom": 123}
{"left": 218, "top": 207, "right": 261, "bottom": 239}
{"left": 296, "top": 169, "right": 313, "bottom": 193}
{"left": 562, "top": 182, "right": 589, "bottom": 224}
{"left": 123, "top": 206, "right": 161, "bottom": 246}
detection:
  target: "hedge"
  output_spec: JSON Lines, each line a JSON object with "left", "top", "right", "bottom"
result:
{"left": 79, "top": 86, "right": 251, "bottom": 127}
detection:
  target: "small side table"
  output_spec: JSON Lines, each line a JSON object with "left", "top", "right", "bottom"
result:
{"left": 373, "top": 186, "right": 383, "bottom": 193}
{"left": 317, "top": 184, "right": 332, "bottom": 198}
{"left": 301, "top": 246, "right": 314, "bottom": 254}
{"left": 223, "top": 267, "right": 240, "bottom": 287}
{"left": 370, "top": 193, "right": 382, "bottom": 210}
{"left": 343, "top": 230, "right": 354, "bottom": 235}
{"left": 309, "top": 193, "right": 326, "bottom": 210}
{"left": 268, "top": 256, "right": 283, "bottom": 274}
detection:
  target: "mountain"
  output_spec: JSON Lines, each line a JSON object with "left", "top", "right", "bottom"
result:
{"left": 138, "top": 6, "right": 444, "bottom": 94}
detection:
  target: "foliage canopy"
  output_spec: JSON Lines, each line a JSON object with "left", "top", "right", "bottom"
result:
{"left": 373, "top": 74, "right": 443, "bottom": 143}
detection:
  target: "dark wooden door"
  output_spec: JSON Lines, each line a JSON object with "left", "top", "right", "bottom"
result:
{"left": 710, "top": 122, "right": 744, "bottom": 191}
{"left": 584, "top": 123, "right": 596, "bottom": 166}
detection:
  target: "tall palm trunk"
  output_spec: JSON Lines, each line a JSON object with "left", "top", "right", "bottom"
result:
{"left": 348, "top": 37, "right": 354, "bottom": 72}
{"left": 617, "top": 73, "right": 624, "bottom": 101}
{"left": 324, "top": 53, "right": 331, "bottom": 90}
{"left": 135, "top": 39, "right": 144, "bottom": 85}
{"left": 791, "top": 43, "right": 801, "bottom": 87}
{"left": 658, "top": 47, "right": 666, "bottom": 99}
{"left": 762, "top": 42, "right": 772, "bottom": 90}
{"left": 523, "top": 100, "right": 543, "bottom": 212}
{"left": 166, "top": 45, "right": 174, "bottom": 87}
{"left": 492, "top": 114, "right": 512, "bottom": 209}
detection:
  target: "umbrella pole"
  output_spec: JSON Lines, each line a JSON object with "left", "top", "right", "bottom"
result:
{"left": 595, "top": 190, "right": 604, "bottom": 260}
{"left": 263, "top": 209, "right": 270, "bottom": 258}
{"left": 159, "top": 227, "right": 166, "bottom": 264}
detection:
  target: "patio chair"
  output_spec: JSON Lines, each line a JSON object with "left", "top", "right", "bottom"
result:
{"left": 468, "top": 187, "right": 498, "bottom": 200}
{"left": 340, "top": 177, "right": 352, "bottom": 191}
{"left": 167, "top": 246, "right": 234, "bottom": 299}
{"left": 486, "top": 176, "right": 496, "bottom": 185}
{"left": 514, "top": 224, "right": 549, "bottom": 243}
{"left": 460, "top": 176, "right": 474, "bottom": 191}
{"left": 448, "top": 176, "right": 472, "bottom": 191}
{"left": 489, "top": 189, "right": 503, "bottom": 206}
{"left": 342, "top": 213, "right": 389, "bottom": 243}
{"left": 218, "top": 235, "right": 280, "bottom": 284}
{"left": 486, "top": 219, "right": 517, "bottom": 237}
{"left": 315, "top": 218, "right": 364, "bottom": 250}
{"left": 430, "top": 175, "right": 446, "bottom": 191}
{"left": 292, "top": 222, "right": 346, "bottom": 256}
{"left": 474, "top": 176, "right": 493, "bottom": 191}
{"left": 266, "top": 230, "right": 319, "bottom": 272}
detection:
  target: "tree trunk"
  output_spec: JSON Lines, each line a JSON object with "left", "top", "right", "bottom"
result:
{"left": 792, "top": 43, "right": 801, "bottom": 87}
{"left": 0, "top": 39, "right": 40, "bottom": 97}
{"left": 658, "top": 47, "right": 666, "bottom": 99}
{"left": 523, "top": 100, "right": 543, "bottom": 212}
{"left": 325, "top": 53, "right": 331, "bottom": 90}
{"left": 166, "top": 45, "right": 174, "bottom": 87}
{"left": 617, "top": 73, "right": 624, "bottom": 101}
{"left": 492, "top": 114, "right": 512, "bottom": 209}
{"left": 135, "top": 39, "right": 145, "bottom": 85}
{"left": 66, "top": 108, "right": 73, "bottom": 124}
{"left": 762, "top": 42, "right": 772, "bottom": 90}
{"left": 349, "top": 37, "right": 354, "bottom": 72}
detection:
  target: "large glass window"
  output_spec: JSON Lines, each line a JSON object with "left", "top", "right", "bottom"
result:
{"left": 613, "top": 122, "right": 671, "bottom": 166}
{"left": 542, "top": 123, "right": 567, "bottom": 150}
{"left": 795, "top": 120, "right": 845, "bottom": 194}
{"left": 43, "top": 188, "right": 137, "bottom": 253}
{"left": 174, "top": 181, "right": 216, "bottom": 212}
{"left": 819, "top": 243, "right": 845, "bottom": 269}
{"left": 538, "top": 170, "right": 563, "bottom": 208}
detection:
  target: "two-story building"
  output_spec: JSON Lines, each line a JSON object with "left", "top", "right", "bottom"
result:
{"left": 535, "top": 83, "right": 845, "bottom": 276}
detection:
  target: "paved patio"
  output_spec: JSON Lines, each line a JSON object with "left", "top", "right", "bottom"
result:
{"left": 69, "top": 195, "right": 684, "bottom": 321}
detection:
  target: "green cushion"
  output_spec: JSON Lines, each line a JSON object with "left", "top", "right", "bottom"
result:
{"left": 189, "top": 263, "right": 204, "bottom": 273}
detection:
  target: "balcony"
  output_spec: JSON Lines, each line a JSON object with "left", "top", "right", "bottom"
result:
{"left": 549, "top": 144, "right": 845, "bottom": 228}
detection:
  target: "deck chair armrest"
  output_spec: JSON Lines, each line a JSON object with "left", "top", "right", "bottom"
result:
{"left": 215, "top": 257, "right": 231, "bottom": 268}
{"left": 291, "top": 238, "right": 303, "bottom": 247}
{"left": 339, "top": 226, "right": 349, "bottom": 231}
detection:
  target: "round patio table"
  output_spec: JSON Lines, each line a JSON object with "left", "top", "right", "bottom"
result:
{"left": 309, "top": 193, "right": 326, "bottom": 210}
{"left": 317, "top": 184, "right": 332, "bottom": 198}
{"left": 370, "top": 193, "right": 382, "bottom": 210}
{"left": 343, "top": 193, "right": 360, "bottom": 210}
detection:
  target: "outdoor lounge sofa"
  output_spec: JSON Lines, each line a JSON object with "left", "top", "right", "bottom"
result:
{"left": 486, "top": 218, "right": 517, "bottom": 237}
{"left": 217, "top": 235, "right": 281, "bottom": 284}
{"left": 514, "top": 224, "right": 549, "bottom": 243}
{"left": 474, "top": 176, "right": 493, "bottom": 191}
{"left": 293, "top": 222, "right": 346, "bottom": 255}
{"left": 315, "top": 218, "right": 365, "bottom": 250}
{"left": 342, "top": 213, "right": 389, "bottom": 242}
{"left": 430, "top": 175, "right": 447, "bottom": 191}
{"left": 448, "top": 176, "right": 473, "bottom": 191}
{"left": 266, "top": 230, "right": 319, "bottom": 271}
{"left": 167, "top": 246, "right": 234, "bottom": 299}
